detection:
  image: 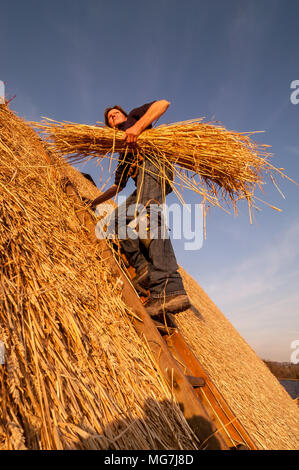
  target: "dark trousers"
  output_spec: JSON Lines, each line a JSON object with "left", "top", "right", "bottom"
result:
{"left": 111, "top": 158, "right": 186, "bottom": 298}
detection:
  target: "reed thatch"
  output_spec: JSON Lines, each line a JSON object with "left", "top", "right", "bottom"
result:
{"left": 41, "top": 133, "right": 299, "bottom": 450}
{"left": 0, "top": 104, "right": 198, "bottom": 450}
{"left": 33, "top": 117, "right": 296, "bottom": 221}
{"left": 58, "top": 152, "right": 299, "bottom": 450}
{"left": 44, "top": 132, "right": 299, "bottom": 450}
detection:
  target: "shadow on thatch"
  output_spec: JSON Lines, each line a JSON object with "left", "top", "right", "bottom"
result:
{"left": 189, "top": 304, "right": 205, "bottom": 322}
{"left": 46, "top": 398, "right": 220, "bottom": 451}
{"left": 6, "top": 398, "right": 207, "bottom": 450}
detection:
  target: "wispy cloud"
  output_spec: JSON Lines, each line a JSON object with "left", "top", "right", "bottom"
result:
{"left": 286, "top": 145, "right": 299, "bottom": 156}
{"left": 202, "top": 219, "right": 299, "bottom": 359}
{"left": 206, "top": 218, "right": 299, "bottom": 306}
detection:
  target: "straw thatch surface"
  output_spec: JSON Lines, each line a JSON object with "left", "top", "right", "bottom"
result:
{"left": 176, "top": 269, "right": 299, "bottom": 450}
{"left": 51, "top": 149, "right": 299, "bottom": 449}
{"left": 57, "top": 155, "right": 299, "bottom": 450}
{"left": 0, "top": 104, "right": 198, "bottom": 450}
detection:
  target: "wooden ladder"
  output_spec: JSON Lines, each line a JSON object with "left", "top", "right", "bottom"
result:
{"left": 63, "top": 178, "right": 257, "bottom": 451}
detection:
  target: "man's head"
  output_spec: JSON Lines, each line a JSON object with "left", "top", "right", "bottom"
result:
{"left": 104, "top": 105, "right": 128, "bottom": 128}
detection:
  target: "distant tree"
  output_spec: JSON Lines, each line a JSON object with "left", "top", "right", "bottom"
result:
{"left": 263, "top": 360, "right": 299, "bottom": 380}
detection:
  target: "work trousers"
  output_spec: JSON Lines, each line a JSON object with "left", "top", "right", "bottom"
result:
{"left": 111, "top": 158, "right": 186, "bottom": 298}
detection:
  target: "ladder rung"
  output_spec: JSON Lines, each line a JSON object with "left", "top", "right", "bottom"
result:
{"left": 186, "top": 375, "right": 206, "bottom": 388}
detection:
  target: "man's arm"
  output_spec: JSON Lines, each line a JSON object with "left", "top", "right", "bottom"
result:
{"left": 123, "top": 99, "right": 170, "bottom": 144}
{"left": 91, "top": 184, "right": 119, "bottom": 209}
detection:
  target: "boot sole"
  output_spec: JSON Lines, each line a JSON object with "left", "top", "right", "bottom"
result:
{"left": 146, "top": 298, "right": 191, "bottom": 317}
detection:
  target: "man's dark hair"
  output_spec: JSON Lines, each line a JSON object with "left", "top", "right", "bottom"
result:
{"left": 104, "top": 105, "right": 128, "bottom": 127}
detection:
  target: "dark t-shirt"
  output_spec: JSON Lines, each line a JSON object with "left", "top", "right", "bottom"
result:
{"left": 114, "top": 101, "right": 155, "bottom": 190}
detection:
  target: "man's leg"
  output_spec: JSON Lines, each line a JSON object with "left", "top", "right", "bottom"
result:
{"left": 110, "top": 190, "right": 148, "bottom": 273}
{"left": 135, "top": 158, "right": 189, "bottom": 313}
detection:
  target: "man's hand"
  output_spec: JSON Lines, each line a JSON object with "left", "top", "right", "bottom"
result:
{"left": 90, "top": 185, "right": 119, "bottom": 210}
{"left": 122, "top": 123, "right": 142, "bottom": 144}
{"left": 90, "top": 199, "right": 99, "bottom": 211}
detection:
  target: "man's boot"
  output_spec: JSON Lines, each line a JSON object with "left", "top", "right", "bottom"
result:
{"left": 145, "top": 293, "right": 191, "bottom": 317}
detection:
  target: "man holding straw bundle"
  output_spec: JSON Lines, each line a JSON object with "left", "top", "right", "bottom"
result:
{"left": 91, "top": 100, "right": 191, "bottom": 320}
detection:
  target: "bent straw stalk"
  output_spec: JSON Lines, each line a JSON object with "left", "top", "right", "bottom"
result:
{"left": 33, "top": 118, "right": 295, "bottom": 219}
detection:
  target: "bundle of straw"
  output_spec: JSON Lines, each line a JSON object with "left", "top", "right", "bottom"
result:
{"left": 33, "top": 118, "right": 295, "bottom": 218}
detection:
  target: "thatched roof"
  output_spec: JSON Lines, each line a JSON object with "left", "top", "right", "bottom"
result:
{"left": 49, "top": 122, "right": 299, "bottom": 450}
{"left": 176, "top": 271, "right": 299, "bottom": 450}
{"left": 59, "top": 129, "right": 299, "bottom": 450}
{"left": 1, "top": 104, "right": 298, "bottom": 450}
{"left": 0, "top": 105, "right": 198, "bottom": 450}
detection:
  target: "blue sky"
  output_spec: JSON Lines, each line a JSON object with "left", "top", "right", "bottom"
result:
{"left": 1, "top": 0, "right": 299, "bottom": 361}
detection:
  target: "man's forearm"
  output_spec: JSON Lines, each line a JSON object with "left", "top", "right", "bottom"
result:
{"left": 91, "top": 184, "right": 118, "bottom": 207}
{"left": 135, "top": 100, "right": 170, "bottom": 133}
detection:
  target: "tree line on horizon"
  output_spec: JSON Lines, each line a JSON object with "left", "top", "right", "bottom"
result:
{"left": 263, "top": 360, "right": 299, "bottom": 380}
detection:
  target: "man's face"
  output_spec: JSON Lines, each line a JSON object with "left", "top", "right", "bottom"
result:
{"left": 108, "top": 108, "right": 127, "bottom": 128}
